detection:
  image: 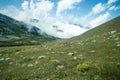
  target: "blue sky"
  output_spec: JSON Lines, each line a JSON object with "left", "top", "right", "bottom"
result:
{"left": 0, "top": 0, "right": 120, "bottom": 38}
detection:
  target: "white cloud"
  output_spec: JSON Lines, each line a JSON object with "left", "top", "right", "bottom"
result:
{"left": 90, "top": 12, "right": 110, "bottom": 27}
{"left": 30, "top": 0, "right": 54, "bottom": 19}
{"left": 109, "top": 5, "right": 120, "bottom": 11}
{"left": 92, "top": 3, "right": 105, "bottom": 14}
{"left": 108, "top": 0, "right": 117, "bottom": 5}
{"left": 22, "top": 1, "right": 29, "bottom": 10}
{"left": 51, "top": 21, "right": 87, "bottom": 38}
{"left": 56, "top": 0, "right": 82, "bottom": 16}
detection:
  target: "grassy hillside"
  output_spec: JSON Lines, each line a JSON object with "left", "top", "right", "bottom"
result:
{"left": 0, "top": 16, "right": 120, "bottom": 80}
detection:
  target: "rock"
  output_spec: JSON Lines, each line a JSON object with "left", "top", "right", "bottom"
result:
{"left": 73, "top": 57, "right": 77, "bottom": 60}
{"left": 90, "top": 50, "right": 95, "bottom": 53}
{"left": 116, "top": 44, "right": 120, "bottom": 47}
{"left": 56, "top": 65, "right": 64, "bottom": 70}
{"left": 0, "top": 58, "right": 4, "bottom": 61}
{"left": 38, "top": 55, "right": 46, "bottom": 59}
{"left": 5, "top": 57, "right": 10, "bottom": 61}
{"left": 68, "top": 52, "right": 74, "bottom": 56}
{"left": 28, "top": 64, "right": 33, "bottom": 67}
{"left": 35, "top": 61, "right": 38, "bottom": 64}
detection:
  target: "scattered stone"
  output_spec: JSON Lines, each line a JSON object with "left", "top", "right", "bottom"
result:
{"left": 51, "top": 52, "right": 55, "bottom": 54}
{"left": 56, "top": 65, "right": 64, "bottom": 70}
{"left": 20, "top": 55, "right": 23, "bottom": 57}
{"left": 114, "top": 38, "right": 119, "bottom": 41}
{"left": 73, "top": 57, "right": 77, "bottom": 60}
{"left": 15, "top": 52, "right": 20, "bottom": 55}
{"left": 28, "top": 64, "right": 33, "bottom": 67}
{"left": 9, "top": 62, "right": 13, "bottom": 65}
{"left": 35, "top": 61, "right": 38, "bottom": 64}
{"left": 60, "top": 52, "right": 64, "bottom": 54}
{"left": 22, "top": 64, "right": 26, "bottom": 67}
{"left": 116, "top": 44, "right": 120, "bottom": 47}
{"left": 68, "top": 52, "right": 74, "bottom": 56}
{"left": 111, "top": 31, "right": 116, "bottom": 34}
{"left": 92, "top": 40, "right": 96, "bottom": 43}
{"left": 5, "top": 57, "right": 10, "bottom": 61}
{"left": 79, "top": 54, "right": 83, "bottom": 57}
{"left": 74, "top": 51, "right": 77, "bottom": 53}
{"left": 0, "top": 58, "right": 4, "bottom": 61}
{"left": 48, "top": 48, "right": 53, "bottom": 51}
{"left": 38, "top": 55, "right": 46, "bottom": 59}
{"left": 90, "top": 50, "right": 95, "bottom": 53}
{"left": 50, "top": 59, "right": 60, "bottom": 63}
{"left": 78, "top": 42, "right": 81, "bottom": 44}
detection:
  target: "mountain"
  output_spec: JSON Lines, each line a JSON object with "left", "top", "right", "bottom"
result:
{"left": 0, "top": 13, "right": 55, "bottom": 46}
{"left": 0, "top": 16, "right": 120, "bottom": 80}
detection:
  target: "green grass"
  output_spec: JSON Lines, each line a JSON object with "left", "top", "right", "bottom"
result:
{"left": 0, "top": 17, "right": 120, "bottom": 80}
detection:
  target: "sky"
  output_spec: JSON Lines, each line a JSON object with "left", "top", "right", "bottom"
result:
{"left": 0, "top": 0, "right": 120, "bottom": 38}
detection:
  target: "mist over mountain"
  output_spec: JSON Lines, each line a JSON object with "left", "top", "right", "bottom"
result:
{"left": 0, "top": 13, "right": 56, "bottom": 46}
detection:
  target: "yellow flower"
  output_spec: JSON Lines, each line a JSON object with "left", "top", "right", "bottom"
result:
{"left": 77, "top": 62, "right": 89, "bottom": 72}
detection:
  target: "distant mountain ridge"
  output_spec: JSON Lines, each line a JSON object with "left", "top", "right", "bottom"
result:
{"left": 0, "top": 13, "right": 56, "bottom": 46}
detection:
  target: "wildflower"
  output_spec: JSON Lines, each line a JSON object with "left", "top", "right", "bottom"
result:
{"left": 77, "top": 62, "right": 89, "bottom": 72}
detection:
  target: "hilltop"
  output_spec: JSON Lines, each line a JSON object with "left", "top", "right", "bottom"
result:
{"left": 0, "top": 16, "right": 120, "bottom": 80}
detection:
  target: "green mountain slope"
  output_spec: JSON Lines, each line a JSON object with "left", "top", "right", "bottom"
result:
{"left": 0, "top": 13, "right": 55, "bottom": 46}
{"left": 0, "top": 16, "right": 120, "bottom": 80}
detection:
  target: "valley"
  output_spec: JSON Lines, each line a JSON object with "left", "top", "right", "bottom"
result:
{"left": 0, "top": 16, "right": 120, "bottom": 80}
